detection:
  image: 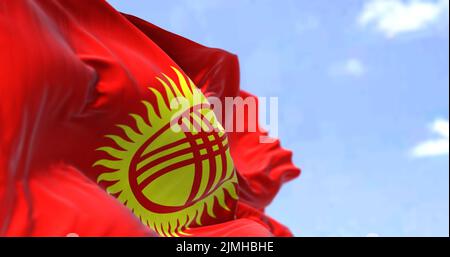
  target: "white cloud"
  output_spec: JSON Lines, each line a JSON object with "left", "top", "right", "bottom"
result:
{"left": 359, "top": 0, "right": 449, "bottom": 38}
{"left": 330, "top": 58, "right": 366, "bottom": 78}
{"left": 412, "top": 119, "right": 449, "bottom": 158}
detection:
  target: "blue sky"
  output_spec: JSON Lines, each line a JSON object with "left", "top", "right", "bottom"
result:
{"left": 107, "top": 0, "right": 449, "bottom": 237}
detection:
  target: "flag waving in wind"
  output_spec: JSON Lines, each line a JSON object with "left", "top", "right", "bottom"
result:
{"left": 0, "top": 0, "right": 300, "bottom": 237}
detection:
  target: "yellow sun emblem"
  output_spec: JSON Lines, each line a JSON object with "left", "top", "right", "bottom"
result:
{"left": 93, "top": 67, "right": 238, "bottom": 237}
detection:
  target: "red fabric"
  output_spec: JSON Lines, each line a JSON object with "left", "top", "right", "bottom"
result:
{"left": 187, "top": 218, "right": 273, "bottom": 237}
{"left": 4, "top": 163, "right": 153, "bottom": 237}
{"left": 0, "top": 0, "right": 300, "bottom": 237}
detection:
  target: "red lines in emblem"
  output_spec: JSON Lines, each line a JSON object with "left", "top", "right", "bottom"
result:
{"left": 128, "top": 105, "right": 231, "bottom": 214}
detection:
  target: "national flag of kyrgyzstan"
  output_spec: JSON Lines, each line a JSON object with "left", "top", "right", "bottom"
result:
{"left": 0, "top": 0, "right": 300, "bottom": 237}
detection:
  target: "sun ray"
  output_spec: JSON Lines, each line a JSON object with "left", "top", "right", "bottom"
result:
{"left": 106, "top": 181, "right": 125, "bottom": 195}
{"left": 206, "top": 197, "right": 217, "bottom": 219}
{"left": 156, "top": 77, "right": 176, "bottom": 101}
{"left": 116, "top": 124, "right": 141, "bottom": 142}
{"left": 105, "top": 135, "right": 133, "bottom": 150}
{"left": 216, "top": 190, "right": 231, "bottom": 211}
{"left": 142, "top": 100, "right": 160, "bottom": 123}
{"left": 96, "top": 170, "right": 121, "bottom": 182}
{"left": 130, "top": 113, "right": 151, "bottom": 135}
{"left": 162, "top": 73, "right": 185, "bottom": 98}
{"left": 117, "top": 191, "right": 129, "bottom": 203}
{"left": 96, "top": 146, "right": 127, "bottom": 159}
{"left": 93, "top": 159, "right": 122, "bottom": 170}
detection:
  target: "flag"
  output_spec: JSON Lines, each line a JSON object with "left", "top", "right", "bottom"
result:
{"left": 0, "top": 0, "right": 300, "bottom": 237}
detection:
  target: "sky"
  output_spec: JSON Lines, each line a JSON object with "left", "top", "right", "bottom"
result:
{"left": 107, "top": 0, "right": 449, "bottom": 237}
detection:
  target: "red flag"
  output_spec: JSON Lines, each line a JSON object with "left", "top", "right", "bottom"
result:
{"left": 0, "top": 0, "right": 300, "bottom": 237}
